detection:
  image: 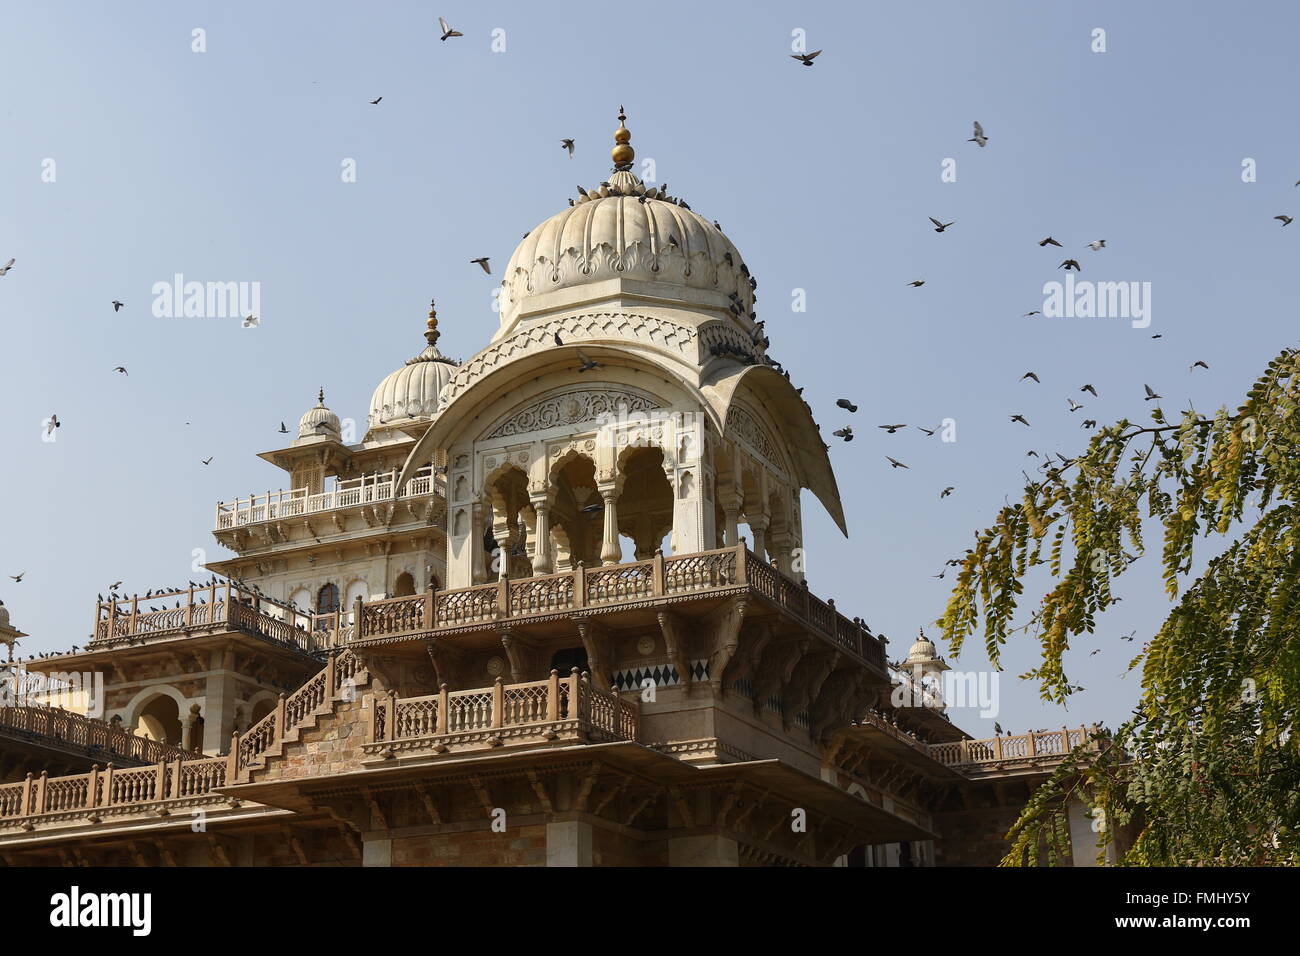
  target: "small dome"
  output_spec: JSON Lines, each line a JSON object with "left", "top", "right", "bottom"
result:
{"left": 297, "top": 389, "right": 341, "bottom": 441}
{"left": 904, "top": 629, "right": 949, "bottom": 671}
{"left": 0, "top": 602, "right": 9, "bottom": 627}
{"left": 367, "top": 301, "right": 459, "bottom": 433}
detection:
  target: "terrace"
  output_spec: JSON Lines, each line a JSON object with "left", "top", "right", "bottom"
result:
{"left": 213, "top": 464, "right": 440, "bottom": 531}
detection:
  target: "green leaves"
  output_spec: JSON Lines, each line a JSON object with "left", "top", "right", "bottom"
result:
{"left": 945, "top": 347, "right": 1300, "bottom": 865}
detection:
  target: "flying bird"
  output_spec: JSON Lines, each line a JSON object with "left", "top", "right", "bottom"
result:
{"left": 1038, "top": 237, "right": 1062, "bottom": 247}
{"left": 576, "top": 350, "right": 601, "bottom": 373}
{"left": 1067, "top": 398, "right": 1084, "bottom": 412}
{"left": 1020, "top": 371, "right": 1040, "bottom": 383}
{"left": 201, "top": 456, "right": 213, "bottom": 465}
{"left": 0, "top": 258, "right": 14, "bottom": 276}
{"left": 832, "top": 427, "right": 854, "bottom": 442}
{"left": 1023, "top": 310, "right": 1042, "bottom": 317}
{"left": 916, "top": 425, "right": 937, "bottom": 436}
{"left": 1080, "top": 384, "right": 1098, "bottom": 396}
{"left": 112, "top": 300, "right": 124, "bottom": 311}
{"left": 940, "top": 487, "right": 954, "bottom": 498}
{"left": 9, "top": 572, "right": 25, "bottom": 582}
{"left": 1086, "top": 239, "right": 1107, "bottom": 251}
{"left": 1082, "top": 419, "right": 1097, "bottom": 429}
{"left": 1010, "top": 414, "right": 1031, "bottom": 426}
{"left": 906, "top": 279, "right": 925, "bottom": 288}
{"left": 560, "top": 139, "right": 575, "bottom": 156}
{"left": 878, "top": 423, "right": 907, "bottom": 433}
{"left": 968, "top": 121, "right": 988, "bottom": 147}
{"left": 438, "top": 16, "right": 462, "bottom": 40}
{"left": 1143, "top": 384, "right": 1161, "bottom": 401}
{"left": 471, "top": 257, "right": 491, "bottom": 274}
{"left": 885, "top": 457, "right": 909, "bottom": 469}
{"left": 243, "top": 315, "right": 259, "bottom": 327}
{"left": 1190, "top": 360, "right": 1209, "bottom": 371}
{"left": 278, "top": 422, "right": 289, "bottom": 434}
{"left": 113, "top": 366, "right": 128, "bottom": 375}
{"left": 836, "top": 398, "right": 858, "bottom": 413}
{"left": 370, "top": 97, "right": 382, "bottom": 105}
{"left": 1275, "top": 215, "right": 1293, "bottom": 226}
{"left": 790, "top": 50, "right": 822, "bottom": 66}
{"left": 44, "top": 414, "right": 60, "bottom": 435}
{"left": 928, "top": 217, "right": 955, "bottom": 233}
{"left": 1059, "top": 259, "right": 1081, "bottom": 272}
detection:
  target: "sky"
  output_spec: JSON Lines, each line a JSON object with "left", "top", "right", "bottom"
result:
{"left": 1, "top": 0, "right": 1297, "bottom": 740}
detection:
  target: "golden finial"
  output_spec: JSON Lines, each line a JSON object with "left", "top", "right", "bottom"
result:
{"left": 611, "top": 105, "right": 634, "bottom": 171}
{"left": 425, "top": 298, "right": 441, "bottom": 347}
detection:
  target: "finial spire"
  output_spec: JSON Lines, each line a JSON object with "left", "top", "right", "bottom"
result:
{"left": 425, "top": 298, "right": 441, "bottom": 347}
{"left": 318, "top": 387, "right": 325, "bottom": 405}
{"left": 611, "top": 105, "right": 634, "bottom": 171}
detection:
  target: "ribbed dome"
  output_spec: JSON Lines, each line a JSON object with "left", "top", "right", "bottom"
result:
{"left": 904, "top": 630, "right": 949, "bottom": 672}
{"left": 496, "top": 168, "right": 757, "bottom": 337}
{"left": 297, "top": 390, "right": 341, "bottom": 441}
{"left": 0, "top": 603, "right": 10, "bottom": 628}
{"left": 369, "top": 346, "right": 457, "bottom": 429}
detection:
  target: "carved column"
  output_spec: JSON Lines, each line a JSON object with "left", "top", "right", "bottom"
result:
{"left": 599, "top": 486, "right": 620, "bottom": 566}
{"left": 748, "top": 515, "right": 769, "bottom": 561}
{"left": 532, "top": 497, "right": 554, "bottom": 574}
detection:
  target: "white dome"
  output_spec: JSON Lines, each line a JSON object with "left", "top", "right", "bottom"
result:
{"left": 497, "top": 168, "right": 757, "bottom": 336}
{"left": 369, "top": 346, "right": 457, "bottom": 429}
{"left": 296, "top": 390, "right": 341, "bottom": 441}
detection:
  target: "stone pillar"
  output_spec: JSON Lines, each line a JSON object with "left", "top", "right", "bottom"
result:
{"left": 770, "top": 530, "right": 794, "bottom": 575}
{"left": 599, "top": 487, "right": 620, "bottom": 566}
{"left": 532, "top": 498, "right": 553, "bottom": 574}
{"left": 470, "top": 501, "right": 489, "bottom": 585}
{"left": 546, "top": 820, "right": 593, "bottom": 866}
{"left": 1067, "top": 796, "right": 1115, "bottom": 866}
{"left": 202, "top": 647, "right": 240, "bottom": 754}
{"left": 747, "top": 515, "right": 769, "bottom": 561}
{"left": 667, "top": 834, "right": 739, "bottom": 866}
{"left": 722, "top": 496, "right": 741, "bottom": 547}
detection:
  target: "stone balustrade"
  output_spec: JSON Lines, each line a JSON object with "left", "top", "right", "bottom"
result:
{"left": 0, "top": 704, "right": 196, "bottom": 767}
{"left": 368, "top": 669, "right": 639, "bottom": 756}
{"left": 213, "top": 466, "right": 438, "bottom": 531}
{"left": 928, "top": 725, "right": 1101, "bottom": 768}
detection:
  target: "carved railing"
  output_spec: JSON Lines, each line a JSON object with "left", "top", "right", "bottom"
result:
{"left": 214, "top": 466, "right": 438, "bottom": 530}
{"left": 0, "top": 704, "right": 196, "bottom": 766}
{"left": 0, "top": 755, "right": 230, "bottom": 824}
{"left": 928, "top": 726, "right": 1100, "bottom": 768}
{"left": 371, "top": 670, "right": 635, "bottom": 746}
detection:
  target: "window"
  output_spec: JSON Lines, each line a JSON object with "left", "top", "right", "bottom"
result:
{"left": 316, "top": 583, "right": 340, "bottom": 615}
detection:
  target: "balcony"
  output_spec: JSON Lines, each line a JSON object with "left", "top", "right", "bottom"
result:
{"left": 0, "top": 704, "right": 196, "bottom": 768}
{"left": 349, "top": 542, "right": 889, "bottom": 672}
{"left": 213, "top": 465, "right": 439, "bottom": 531}
{"left": 929, "top": 726, "right": 1102, "bottom": 773}
{"left": 365, "top": 669, "right": 639, "bottom": 761}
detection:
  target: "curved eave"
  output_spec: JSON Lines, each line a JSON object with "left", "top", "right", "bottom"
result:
{"left": 708, "top": 365, "right": 848, "bottom": 537}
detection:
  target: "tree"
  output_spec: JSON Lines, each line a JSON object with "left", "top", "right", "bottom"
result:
{"left": 939, "top": 346, "right": 1300, "bottom": 865}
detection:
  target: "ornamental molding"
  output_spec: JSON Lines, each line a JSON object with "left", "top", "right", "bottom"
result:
{"left": 484, "top": 387, "right": 664, "bottom": 440}
{"left": 726, "top": 405, "right": 785, "bottom": 475}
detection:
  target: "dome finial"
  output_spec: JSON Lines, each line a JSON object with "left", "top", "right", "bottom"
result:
{"left": 426, "top": 298, "right": 441, "bottom": 347}
{"left": 317, "top": 387, "right": 325, "bottom": 405}
{"left": 611, "top": 105, "right": 634, "bottom": 171}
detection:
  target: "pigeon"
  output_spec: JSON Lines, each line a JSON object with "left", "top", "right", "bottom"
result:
{"left": 576, "top": 350, "right": 601, "bottom": 373}
{"left": 112, "top": 300, "right": 124, "bottom": 312}
{"left": 553, "top": 332, "right": 564, "bottom": 346}
{"left": 968, "top": 121, "right": 988, "bottom": 147}
{"left": 1010, "top": 414, "right": 1031, "bottom": 426}
{"left": 836, "top": 398, "right": 858, "bottom": 413}
{"left": 1038, "top": 237, "right": 1062, "bottom": 247}
{"left": 243, "top": 315, "right": 259, "bottom": 328}
{"left": 832, "top": 427, "right": 854, "bottom": 442}
{"left": 994, "top": 722, "right": 1004, "bottom": 735}
{"left": 471, "top": 257, "right": 491, "bottom": 274}
{"left": 940, "top": 487, "right": 954, "bottom": 498}
{"left": 1082, "top": 419, "right": 1097, "bottom": 428}
{"left": 916, "top": 425, "right": 937, "bottom": 436}
{"left": 201, "top": 456, "right": 214, "bottom": 465}
{"left": 906, "top": 279, "right": 925, "bottom": 288}
{"left": 580, "top": 502, "right": 604, "bottom": 515}
{"left": 1023, "top": 311, "right": 1042, "bottom": 317}
{"left": 278, "top": 422, "right": 289, "bottom": 434}
{"left": 109, "top": 581, "right": 122, "bottom": 590}
{"left": 1143, "top": 384, "right": 1161, "bottom": 401}
{"left": 1067, "top": 398, "right": 1084, "bottom": 412}
{"left": 113, "top": 366, "right": 128, "bottom": 375}
{"left": 560, "top": 139, "right": 575, "bottom": 157}
{"left": 1086, "top": 239, "right": 1106, "bottom": 251}
{"left": 1275, "top": 215, "right": 1293, "bottom": 226}
{"left": 928, "top": 217, "right": 955, "bottom": 233}
{"left": 0, "top": 258, "right": 14, "bottom": 276}
{"left": 1190, "top": 360, "right": 1209, "bottom": 371}
{"left": 370, "top": 97, "right": 382, "bottom": 105}
{"left": 878, "top": 424, "right": 907, "bottom": 433}
{"left": 438, "top": 16, "right": 462, "bottom": 40}
{"left": 9, "top": 572, "right": 25, "bottom": 582}
{"left": 1151, "top": 334, "right": 1163, "bottom": 339}
{"left": 1020, "top": 371, "right": 1040, "bottom": 383}
{"left": 1059, "top": 259, "right": 1082, "bottom": 272}
{"left": 45, "top": 414, "right": 60, "bottom": 436}
{"left": 1080, "top": 384, "right": 1098, "bottom": 396}
{"left": 790, "top": 50, "right": 822, "bottom": 66}
{"left": 885, "top": 457, "right": 909, "bottom": 469}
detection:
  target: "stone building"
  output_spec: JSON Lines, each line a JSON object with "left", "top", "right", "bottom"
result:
{"left": 0, "top": 112, "right": 1108, "bottom": 867}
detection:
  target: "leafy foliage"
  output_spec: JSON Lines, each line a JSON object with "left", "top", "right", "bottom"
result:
{"left": 939, "top": 347, "right": 1300, "bottom": 865}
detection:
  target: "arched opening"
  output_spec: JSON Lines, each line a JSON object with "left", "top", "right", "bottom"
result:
{"left": 617, "top": 446, "right": 674, "bottom": 559}
{"left": 550, "top": 646, "right": 588, "bottom": 675}
{"left": 487, "top": 465, "right": 531, "bottom": 579}
{"left": 393, "top": 572, "right": 415, "bottom": 597}
{"left": 548, "top": 454, "right": 602, "bottom": 570}
{"left": 133, "top": 694, "right": 183, "bottom": 745}
{"left": 249, "top": 698, "right": 275, "bottom": 725}
{"left": 316, "top": 583, "right": 340, "bottom": 615}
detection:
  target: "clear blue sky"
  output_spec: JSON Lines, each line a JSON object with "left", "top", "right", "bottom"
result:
{"left": 2, "top": 1, "right": 1297, "bottom": 739}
